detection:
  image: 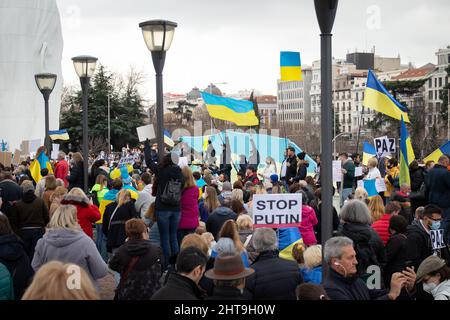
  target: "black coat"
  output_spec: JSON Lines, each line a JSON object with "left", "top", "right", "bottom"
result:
{"left": 153, "top": 165, "right": 184, "bottom": 212}
{"left": 313, "top": 203, "right": 340, "bottom": 243}
{"left": 425, "top": 164, "right": 450, "bottom": 210}
{"left": 284, "top": 156, "right": 298, "bottom": 183}
{"left": 0, "top": 234, "right": 34, "bottom": 299}
{"left": 67, "top": 161, "right": 84, "bottom": 191}
{"left": 206, "top": 286, "right": 245, "bottom": 300}
{"left": 384, "top": 233, "right": 408, "bottom": 288}
{"left": 324, "top": 268, "right": 389, "bottom": 300}
{"left": 0, "top": 179, "right": 22, "bottom": 218}
{"left": 293, "top": 161, "right": 309, "bottom": 182}
{"left": 205, "top": 207, "right": 237, "bottom": 241}
{"left": 245, "top": 250, "right": 302, "bottom": 300}
{"left": 151, "top": 273, "right": 205, "bottom": 300}
{"left": 338, "top": 223, "right": 386, "bottom": 276}
{"left": 88, "top": 167, "right": 109, "bottom": 190}
{"left": 109, "top": 239, "right": 163, "bottom": 300}
{"left": 410, "top": 166, "right": 425, "bottom": 192}
{"left": 102, "top": 201, "right": 140, "bottom": 252}
{"left": 9, "top": 192, "right": 49, "bottom": 235}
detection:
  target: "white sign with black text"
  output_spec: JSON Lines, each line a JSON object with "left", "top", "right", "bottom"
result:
{"left": 430, "top": 229, "right": 446, "bottom": 250}
{"left": 253, "top": 193, "right": 302, "bottom": 228}
{"left": 374, "top": 136, "right": 396, "bottom": 158}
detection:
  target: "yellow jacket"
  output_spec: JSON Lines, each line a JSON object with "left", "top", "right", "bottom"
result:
{"left": 384, "top": 166, "right": 400, "bottom": 197}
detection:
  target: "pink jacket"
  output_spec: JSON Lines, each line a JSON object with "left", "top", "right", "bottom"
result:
{"left": 179, "top": 186, "right": 200, "bottom": 230}
{"left": 299, "top": 205, "right": 318, "bottom": 246}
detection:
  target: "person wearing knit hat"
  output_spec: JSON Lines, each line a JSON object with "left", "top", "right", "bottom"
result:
{"left": 416, "top": 255, "right": 450, "bottom": 300}
{"left": 205, "top": 252, "right": 254, "bottom": 300}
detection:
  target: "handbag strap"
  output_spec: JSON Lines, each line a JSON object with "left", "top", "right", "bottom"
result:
{"left": 118, "top": 256, "right": 140, "bottom": 290}
{"left": 108, "top": 205, "right": 120, "bottom": 231}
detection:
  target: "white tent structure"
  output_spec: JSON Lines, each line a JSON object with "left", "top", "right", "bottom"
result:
{"left": 0, "top": 0, "right": 63, "bottom": 151}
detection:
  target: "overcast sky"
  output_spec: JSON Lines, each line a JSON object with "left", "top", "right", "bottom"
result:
{"left": 57, "top": 0, "right": 450, "bottom": 101}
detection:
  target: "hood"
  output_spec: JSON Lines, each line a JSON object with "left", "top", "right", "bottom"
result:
{"left": 123, "top": 239, "right": 152, "bottom": 256}
{"left": 302, "top": 205, "right": 315, "bottom": 216}
{"left": 99, "top": 166, "right": 110, "bottom": 173}
{"left": 342, "top": 223, "right": 372, "bottom": 242}
{"left": 432, "top": 280, "right": 450, "bottom": 298}
{"left": 91, "top": 184, "right": 105, "bottom": 192}
{"left": 213, "top": 206, "right": 235, "bottom": 216}
{"left": 41, "top": 228, "right": 85, "bottom": 248}
{"left": 103, "top": 189, "right": 120, "bottom": 201}
{"left": 61, "top": 193, "right": 89, "bottom": 207}
{"left": 143, "top": 184, "right": 153, "bottom": 194}
{"left": 0, "top": 234, "right": 26, "bottom": 262}
{"left": 22, "top": 190, "right": 36, "bottom": 203}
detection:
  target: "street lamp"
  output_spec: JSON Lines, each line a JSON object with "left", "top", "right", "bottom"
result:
{"left": 35, "top": 73, "right": 57, "bottom": 155}
{"left": 139, "top": 19, "right": 177, "bottom": 161}
{"left": 314, "top": 0, "right": 338, "bottom": 247}
{"left": 72, "top": 55, "right": 98, "bottom": 193}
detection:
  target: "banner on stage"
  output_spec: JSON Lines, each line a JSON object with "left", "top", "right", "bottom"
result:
{"left": 253, "top": 194, "right": 302, "bottom": 228}
{"left": 374, "top": 136, "right": 395, "bottom": 158}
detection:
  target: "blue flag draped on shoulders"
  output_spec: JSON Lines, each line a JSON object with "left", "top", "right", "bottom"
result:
{"left": 30, "top": 147, "right": 53, "bottom": 183}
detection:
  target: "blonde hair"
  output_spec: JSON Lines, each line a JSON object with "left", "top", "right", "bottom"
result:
{"left": 368, "top": 157, "right": 378, "bottom": 168}
{"left": 182, "top": 166, "right": 196, "bottom": 189}
{"left": 354, "top": 187, "right": 368, "bottom": 202}
{"left": 48, "top": 205, "right": 81, "bottom": 231}
{"left": 368, "top": 195, "right": 385, "bottom": 223}
{"left": 204, "top": 186, "right": 220, "bottom": 213}
{"left": 180, "top": 234, "right": 209, "bottom": 257}
{"left": 231, "top": 189, "right": 244, "bottom": 203}
{"left": 68, "top": 187, "right": 89, "bottom": 202}
{"left": 50, "top": 186, "right": 68, "bottom": 203}
{"left": 201, "top": 232, "right": 215, "bottom": 247}
{"left": 236, "top": 214, "right": 253, "bottom": 231}
{"left": 117, "top": 189, "right": 132, "bottom": 208}
{"left": 22, "top": 261, "right": 99, "bottom": 300}
{"left": 72, "top": 152, "right": 83, "bottom": 163}
{"left": 196, "top": 221, "right": 206, "bottom": 235}
{"left": 303, "top": 245, "right": 322, "bottom": 269}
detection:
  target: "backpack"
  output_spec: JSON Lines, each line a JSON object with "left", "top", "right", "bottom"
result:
{"left": 160, "top": 179, "right": 181, "bottom": 204}
{"left": 0, "top": 262, "right": 14, "bottom": 300}
{"left": 354, "top": 237, "right": 379, "bottom": 276}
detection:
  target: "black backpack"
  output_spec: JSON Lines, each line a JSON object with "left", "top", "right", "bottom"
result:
{"left": 160, "top": 179, "right": 181, "bottom": 204}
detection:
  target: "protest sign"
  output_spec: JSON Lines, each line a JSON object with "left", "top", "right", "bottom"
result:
{"left": 118, "top": 156, "right": 135, "bottom": 166}
{"left": 178, "top": 157, "right": 189, "bottom": 168}
{"left": 355, "top": 166, "right": 363, "bottom": 177}
{"left": 375, "top": 179, "right": 387, "bottom": 192}
{"left": 136, "top": 124, "right": 156, "bottom": 142}
{"left": 20, "top": 140, "right": 30, "bottom": 156}
{"left": 357, "top": 180, "right": 364, "bottom": 189}
{"left": 363, "top": 178, "right": 387, "bottom": 196}
{"left": 332, "top": 160, "right": 342, "bottom": 182}
{"left": 430, "top": 229, "right": 446, "bottom": 250}
{"left": 253, "top": 194, "right": 302, "bottom": 228}
{"left": 12, "top": 149, "right": 21, "bottom": 165}
{"left": 0, "top": 152, "right": 12, "bottom": 167}
{"left": 374, "top": 136, "right": 395, "bottom": 158}
{"left": 29, "top": 139, "right": 41, "bottom": 154}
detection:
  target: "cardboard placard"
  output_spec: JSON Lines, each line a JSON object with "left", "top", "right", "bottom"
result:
{"left": 0, "top": 152, "right": 13, "bottom": 167}
{"left": 13, "top": 149, "right": 21, "bottom": 165}
{"left": 136, "top": 124, "right": 156, "bottom": 142}
{"left": 29, "top": 139, "right": 41, "bottom": 154}
{"left": 332, "top": 160, "right": 342, "bottom": 182}
{"left": 253, "top": 193, "right": 302, "bottom": 228}
{"left": 21, "top": 140, "right": 30, "bottom": 156}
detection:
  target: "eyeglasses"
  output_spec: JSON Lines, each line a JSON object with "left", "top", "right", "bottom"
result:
{"left": 429, "top": 217, "right": 442, "bottom": 222}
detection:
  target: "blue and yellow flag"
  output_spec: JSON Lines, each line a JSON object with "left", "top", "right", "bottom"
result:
{"left": 201, "top": 92, "right": 259, "bottom": 126}
{"left": 363, "top": 70, "right": 410, "bottom": 123}
{"left": 164, "top": 130, "right": 175, "bottom": 147}
{"left": 29, "top": 148, "right": 54, "bottom": 183}
{"left": 278, "top": 227, "right": 303, "bottom": 261}
{"left": 424, "top": 141, "right": 450, "bottom": 163}
{"left": 280, "top": 51, "right": 302, "bottom": 82}
{"left": 399, "top": 116, "right": 415, "bottom": 187}
{"left": 362, "top": 141, "right": 377, "bottom": 166}
{"left": 48, "top": 129, "right": 70, "bottom": 141}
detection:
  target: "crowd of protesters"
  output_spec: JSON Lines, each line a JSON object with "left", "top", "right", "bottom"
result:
{"left": 0, "top": 141, "right": 449, "bottom": 301}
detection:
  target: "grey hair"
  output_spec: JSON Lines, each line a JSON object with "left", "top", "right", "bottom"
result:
{"left": 340, "top": 199, "right": 372, "bottom": 225}
{"left": 252, "top": 228, "right": 278, "bottom": 252}
{"left": 213, "top": 237, "right": 236, "bottom": 255}
{"left": 324, "top": 236, "right": 354, "bottom": 265}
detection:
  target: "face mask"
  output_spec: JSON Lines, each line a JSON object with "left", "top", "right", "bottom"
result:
{"left": 430, "top": 221, "right": 441, "bottom": 230}
{"left": 423, "top": 282, "right": 437, "bottom": 294}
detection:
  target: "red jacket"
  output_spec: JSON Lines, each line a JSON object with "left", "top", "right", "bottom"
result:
{"left": 61, "top": 194, "right": 101, "bottom": 239}
{"left": 55, "top": 160, "right": 69, "bottom": 188}
{"left": 371, "top": 213, "right": 391, "bottom": 246}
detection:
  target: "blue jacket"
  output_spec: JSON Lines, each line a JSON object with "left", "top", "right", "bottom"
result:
{"left": 300, "top": 266, "right": 322, "bottom": 285}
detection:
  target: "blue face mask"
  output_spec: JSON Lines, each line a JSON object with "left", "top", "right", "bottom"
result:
{"left": 430, "top": 221, "right": 441, "bottom": 230}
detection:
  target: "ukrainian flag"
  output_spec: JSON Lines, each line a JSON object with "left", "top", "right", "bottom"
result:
{"left": 362, "top": 141, "right": 377, "bottom": 166}
{"left": 424, "top": 141, "right": 450, "bottom": 163}
{"left": 278, "top": 227, "right": 303, "bottom": 261}
{"left": 399, "top": 116, "right": 415, "bottom": 187}
{"left": 201, "top": 92, "right": 259, "bottom": 126}
{"left": 164, "top": 130, "right": 175, "bottom": 147}
{"left": 48, "top": 129, "right": 70, "bottom": 141}
{"left": 29, "top": 149, "right": 54, "bottom": 183}
{"left": 363, "top": 70, "right": 410, "bottom": 123}
{"left": 280, "top": 51, "right": 302, "bottom": 82}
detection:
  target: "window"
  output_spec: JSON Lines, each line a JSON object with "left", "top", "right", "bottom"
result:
{"left": 435, "top": 90, "right": 438, "bottom": 100}
{"left": 439, "top": 77, "right": 442, "bottom": 87}
{"left": 436, "top": 102, "right": 441, "bottom": 113}
{"left": 435, "top": 78, "right": 437, "bottom": 87}
{"left": 429, "top": 91, "right": 433, "bottom": 100}
{"left": 429, "top": 79, "right": 432, "bottom": 88}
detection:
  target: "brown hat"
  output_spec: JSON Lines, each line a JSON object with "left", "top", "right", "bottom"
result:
{"left": 416, "top": 255, "right": 446, "bottom": 283}
{"left": 205, "top": 253, "right": 254, "bottom": 281}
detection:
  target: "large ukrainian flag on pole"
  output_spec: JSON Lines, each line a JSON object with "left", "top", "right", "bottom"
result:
{"left": 201, "top": 92, "right": 259, "bottom": 126}
{"left": 424, "top": 141, "right": 450, "bottom": 163}
{"left": 399, "top": 116, "right": 415, "bottom": 187}
{"left": 363, "top": 70, "right": 410, "bottom": 123}
{"left": 30, "top": 148, "right": 54, "bottom": 183}
{"left": 280, "top": 51, "right": 302, "bottom": 82}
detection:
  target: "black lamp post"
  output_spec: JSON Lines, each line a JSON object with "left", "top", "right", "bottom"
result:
{"left": 139, "top": 19, "right": 177, "bottom": 161}
{"left": 71, "top": 55, "right": 98, "bottom": 193}
{"left": 35, "top": 73, "right": 57, "bottom": 155}
{"left": 314, "top": 0, "right": 338, "bottom": 246}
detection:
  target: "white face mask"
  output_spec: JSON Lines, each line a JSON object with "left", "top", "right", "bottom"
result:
{"left": 423, "top": 281, "right": 437, "bottom": 294}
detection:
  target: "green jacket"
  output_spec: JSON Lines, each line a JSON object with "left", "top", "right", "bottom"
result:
{"left": 90, "top": 184, "right": 109, "bottom": 205}
{"left": 0, "top": 262, "right": 14, "bottom": 300}
{"left": 342, "top": 160, "right": 355, "bottom": 189}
